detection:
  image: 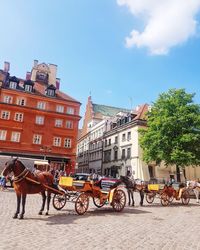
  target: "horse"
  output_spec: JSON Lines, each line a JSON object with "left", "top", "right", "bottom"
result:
{"left": 2, "top": 158, "right": 55, "bottom": 219}
{"left": 118, "top": 176, "right": 146, "bottom": 206}
{"left": 186, "top": 180, "right": 200, "bottom": 203}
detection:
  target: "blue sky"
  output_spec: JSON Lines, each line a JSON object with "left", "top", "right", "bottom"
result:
{"left": 1, "top": 0, "right": 200, "bottom": 124}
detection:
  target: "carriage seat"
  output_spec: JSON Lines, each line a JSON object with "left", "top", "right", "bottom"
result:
{"left": 94, "top": 178, "right": 119, "bottom": 192}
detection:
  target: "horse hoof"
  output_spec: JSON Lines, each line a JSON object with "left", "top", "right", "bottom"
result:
{"left": 45, "top": 212, "right": 49, "bottom": 216}
{"left": 140, "top": 202, "right": 143, "bottom": 206}
{"left": 132, "top": 204, "right": 135, "bottom": 207}
{"left": 19, "top": 215, "right": 24, "bottom": 220}
{"left": 13, "top": 214, "right": 18, "bottom": 219}
{"left": 38, "top": 211, "right": 43, "bottom": 215}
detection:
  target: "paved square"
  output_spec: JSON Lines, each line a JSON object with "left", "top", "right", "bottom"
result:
{"left": 0, "top": 189, "right": 200, "bottom": 250}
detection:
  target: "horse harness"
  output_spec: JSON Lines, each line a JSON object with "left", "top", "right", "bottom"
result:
{"left": 13, "top": 168, "right": 30, "bottom": 183}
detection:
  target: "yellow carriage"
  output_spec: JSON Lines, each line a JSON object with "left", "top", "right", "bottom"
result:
{"left": 52, "top": 177, "right": 126, "bottom": 215}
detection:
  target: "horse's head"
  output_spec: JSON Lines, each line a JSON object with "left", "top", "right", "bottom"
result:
{"left": 2, "top": 158, "right": 19, "bottom": 177}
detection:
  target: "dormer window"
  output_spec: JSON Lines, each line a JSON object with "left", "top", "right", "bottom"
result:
{"left": 9, "top": 76, "right": 19, "bottom": 89}
{"left": 25, "top": 85, "right": 32, "bottom": 92}
{"left": 24, "top": 79, "right": 34, "bottom": 93}
{"left": 9, "top": 81, "right": 17, "bottom": 89}
{"left": 47, "top": 89, "right": 55, "bottom": 96}
{"left": 46, "top": 84, "right": 56, "bottom": 97}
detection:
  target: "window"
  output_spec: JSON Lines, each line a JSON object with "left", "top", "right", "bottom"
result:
{"left": 127, "top": 132, "right": 131, "bottom": 141}
{"left": 25, "top": 85, "right": 32, "bottom": 92}
{"left": 3, "top": 95, "right": 13, "bottom": 104}
{"left": 37, "top": 101, "right": 46, "bottom": 110}
{"left": 66, "top": 107, "right": 74, "bottom": 115}
{"left": 122, "top": 149, "right": 126, "bottom": 159}
{"left": 53, "top": 137, "right": 61, "bottom": 147}
{"left": 114, "top": 136, "right": 118, "bottom": 144}
{"left": 66, "top": 121, "right": 73, "bottom": 129}
{"left": 109, "top": 139, "right": 111, "bottom": 145}
{"left": 0, "top": 130, "right": 7, "bottom": 140}
{"left": 56, "top": 105, "right": 64, "bottom": 113}
{"left": 122, "top": 133, "right": 126, "bottom": 142}
{"left": 64, "top": 138, "right": 72, "bottom": 148}
{"left": 35, "top": 116, "right": 44, "bottom": 125}
{"left": 14, "top": 113, "right": 23, "bottom": 122}
{"left": 127, "top": 148, "right": 131, "bottom": 159}
{"left": 33, "top": 134, "right": 42, "bottom": 144}
{"left": 11, "top": 132, "right": 21, "bottom": 142}
{"left": 1, "top": 111, "right": 10, "bottom": 120}
{"left": 114, "top": 150, "right": 118, "bottom": 161}
{"left": 104, "top": 150, "right": 111, "bottom": 162}
{"left": 9, "top": 81, "right": 17, "bottom": 89}
{"left": 17, "top": 98, "right": 26, "bottom": 106}
{"left": 47, "top": 89, "right": 55, "bottom": 97}
{"left": 55, "top": 119, "right": 63, "bottom": 127}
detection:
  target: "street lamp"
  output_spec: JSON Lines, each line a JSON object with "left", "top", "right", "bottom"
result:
{"left": 40, "top": 146, "right": 52, "bottom": 160}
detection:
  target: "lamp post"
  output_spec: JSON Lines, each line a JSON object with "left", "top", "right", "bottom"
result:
{"left": 40, "top": 146, "right": 52, "bottom": 160}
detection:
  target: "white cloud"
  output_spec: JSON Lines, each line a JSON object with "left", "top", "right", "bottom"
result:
{"left": 117, "top": 0, "right": 200, "bottom": 55}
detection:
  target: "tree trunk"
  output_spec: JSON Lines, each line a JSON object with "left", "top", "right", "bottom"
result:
{"left": 176, "top": 165, "right": 181, "bottom": 182}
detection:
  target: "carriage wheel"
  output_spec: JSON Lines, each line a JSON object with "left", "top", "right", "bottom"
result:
{"left": 75, "top": 193, "right": 89, "bottom": 215}
{"left": 112, "top": 189, "right": 126, "bottom": 212}
{"left": 168, "top": 195, "right": 174, "bottom": 203}
{"left": 93, "top": 197, "right": 106, "bottom": 208}
{"left": 160, "top": 193, "right": 169, "bottom": 206}
{"left": 181, "top": 190, "right": 190, "bottom": 205}
{"left": 145, "top": 192, "right": 155, "bottom": 204}
{"left": 52, "top": 194, "right": 67, "bottom": 210}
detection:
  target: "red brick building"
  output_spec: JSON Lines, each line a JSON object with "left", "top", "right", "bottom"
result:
{"left": 0, "top": 60, "right": 81, "bottom": 173}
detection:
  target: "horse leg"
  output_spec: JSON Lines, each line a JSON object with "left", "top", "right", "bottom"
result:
{"left": 128, "top": 190, "right": 131, "bottom": 206}
{"left": 194, "top": 188, "right": 199, "bottom": 203}
{"left": 45, "top": 192, "right": 51, "bottom": 215}
{"left": 131, "top": 190, "right": 134, "bottom": 206}
{"left": 19, "top": 194, "right": 26, "bottom": 219}
{"left": 13, "top": 193, "right": 21, "bottom": 219}
{"left": 139, "top": 190, "right": 144, "bottom": 206}
{"left": 39, "top": 192, "right": 46, "bottom": 215}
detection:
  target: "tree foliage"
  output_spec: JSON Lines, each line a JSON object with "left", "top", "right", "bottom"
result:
{"left": 139, "top": 89, "right": 200, "bottom": 170}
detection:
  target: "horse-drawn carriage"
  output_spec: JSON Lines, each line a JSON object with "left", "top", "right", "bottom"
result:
{"left": 52, "top": 176, "right": 126, "bottom": 215}
{"left": 146, "top": 183, "right": 190, "bottom": 206}
{"left": 1, "top": 158, "right": 126, "bottom": 218}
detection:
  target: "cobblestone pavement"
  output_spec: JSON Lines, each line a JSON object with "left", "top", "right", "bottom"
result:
{"left": 0, "top": 188, "right": 200, "bottom": 250}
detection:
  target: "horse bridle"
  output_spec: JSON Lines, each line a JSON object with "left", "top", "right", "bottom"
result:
{"left": 9, "top": 159, "right": 30, "bottom": 183}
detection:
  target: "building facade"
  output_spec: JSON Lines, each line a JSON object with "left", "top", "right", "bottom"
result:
{"left": 0, "top": 60, "right": 81, "bottom": 173}
{"left": 76, "top": 96, "right": 130, "bottom": 173}
{"left": 77, "top": 99, "right": 200, "bottom": 181}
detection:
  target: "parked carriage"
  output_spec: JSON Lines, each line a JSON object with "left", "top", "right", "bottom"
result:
{"left": 52, "top": 177, "right": 126, "bottom": 215}
{"left": 146, "top": 183, "right": 190, "bottom": 206}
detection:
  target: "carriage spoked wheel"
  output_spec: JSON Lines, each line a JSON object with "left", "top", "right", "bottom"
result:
{"left": 181, "top": 190, "right": 190, "bottom": 205}
{"left": 75, "top": 193, "right": 89, "bottom": 215}
{"left": 145, "top": 192, "right": 155, "bottom": 204}
{"left": 112, "top": 189, "right": 126, "bottom": 212}
{"left": 160, "top": 193, "right": 170, "bottom": 206}
{"left": 93, "top": 197, "right": 106, "bottom": 208}
{"left": 52, "top": 193, "right": 68, "bottom": 210}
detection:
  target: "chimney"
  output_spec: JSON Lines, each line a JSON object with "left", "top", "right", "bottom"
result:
{"left": 34, "top": 60, "right": 38, "bottom": 67}
{"left": 56, "top": 78, "right": 60, "bottom": 89}
{"left": 4, "top": 61, "right": 10, "bottom": 72}
{"left": 26, "top": 72, "right": 31, "bottom": 80}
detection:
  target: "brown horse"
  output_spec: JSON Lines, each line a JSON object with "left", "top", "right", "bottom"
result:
{"left": 2, "top": 158, "right": 55, "bottom": 219}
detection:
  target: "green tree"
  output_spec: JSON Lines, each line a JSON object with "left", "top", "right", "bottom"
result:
{"left": 139, "top": 89, "right": 200, "bottom": 182}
